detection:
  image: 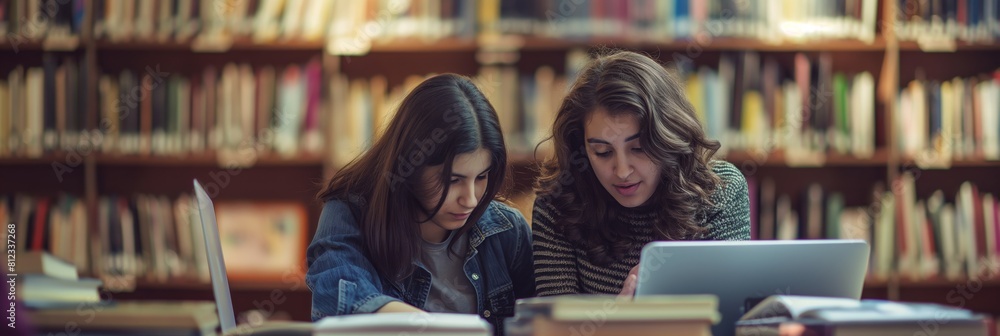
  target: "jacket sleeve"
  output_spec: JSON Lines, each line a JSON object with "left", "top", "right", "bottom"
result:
{"left": 502, "top": 204, "right": 536, "bottom": 300}
{"left": 306, "top": 200, "right": 402, "bottom": 320}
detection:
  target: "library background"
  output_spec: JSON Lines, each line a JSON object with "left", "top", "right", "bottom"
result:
{"left": 1, "top": 0, "right": 999, "bottom": 332}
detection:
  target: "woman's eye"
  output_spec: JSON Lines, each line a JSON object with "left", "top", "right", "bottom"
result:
{"left": 450, "top": 179, "right": 460, "bottom": 184}
{"left": 476, "top": 175, "right": 488, "bottom": 181}
{"left": 595, "top": 151, "right": 611, "bottom": 157}
{"left": 632, "top": 148, "right": 644, "bottom": 153}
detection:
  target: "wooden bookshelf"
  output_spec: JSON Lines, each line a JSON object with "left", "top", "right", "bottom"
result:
{"left": 95, "top": 39, "right": 327, "bottom": 52}
{"left": 901, "top": 156, "right": 1000, "bottom": 169}
{"left": 362, "top": 36, "right": 890, "bottom": 54}
{"left": 94, "top": 153, "right": 325, "bottom": 167}
{"left": 515, "top": 36, "right": 889, "bottom": 52}
{"left": 723, "top": 149, "right": 892, "bottom": 168}
{"left": 3, "top": 0, "right": 1000, "bottom": 323}
{"left": 0, "top": 39, "right": 82, "bottom": 52}
{"left": 897, "top": 41, "right": 1000, "bottom": 52}
{"left": 0, "top": 154, "right": 69, "bottom": 165}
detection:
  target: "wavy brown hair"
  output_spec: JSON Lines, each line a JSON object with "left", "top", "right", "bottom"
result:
{"left": 318, "top": 74, "right": 508, "bottom": 282}
{"left": 535, "top": 50, "right": 722, "bottom": 266}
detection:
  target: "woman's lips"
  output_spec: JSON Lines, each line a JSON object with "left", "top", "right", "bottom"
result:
{"left": 615, "top": 182, "right": 640, "bottom": 196}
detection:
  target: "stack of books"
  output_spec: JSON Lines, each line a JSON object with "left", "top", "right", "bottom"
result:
{"left": 17, "top": 251, "right": 101, "bottom": 309}
{"left": 505, "top": 294, "right": 719, "bottom": 336}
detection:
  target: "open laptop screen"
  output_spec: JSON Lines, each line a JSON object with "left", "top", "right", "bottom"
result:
{"left": 636, "top": 240, "right": 870, "bottom": 336}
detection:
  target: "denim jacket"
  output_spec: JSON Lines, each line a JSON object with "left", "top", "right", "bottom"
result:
{"left": 306, "top": 199, "right": 535, "bottom": 334}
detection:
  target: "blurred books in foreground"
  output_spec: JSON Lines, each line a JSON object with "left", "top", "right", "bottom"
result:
{"left": 736, "top": 295, "right": 990, "bottom": 336}
{"left": 505, "top": 294, "right": 719, "bottom": 336}
{"left": 15, "top": 251, "right": 102, "bottom": 309}
{"left": 29, "top": 300, "right": 220, "bottom": 336}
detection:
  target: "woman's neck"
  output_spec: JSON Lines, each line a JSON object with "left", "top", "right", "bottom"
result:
{"left": 419, "top": 220, "right": 450, "bottom": 244}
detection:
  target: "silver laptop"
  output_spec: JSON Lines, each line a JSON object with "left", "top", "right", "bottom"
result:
{"left": 636, "top": 240, "right": 870, "bottom": 336}
{"left": 193, "top": 179, "right": 312, "bottom": 336}
{"left": 193, "top": 179, "right": 491, "bottom": 336}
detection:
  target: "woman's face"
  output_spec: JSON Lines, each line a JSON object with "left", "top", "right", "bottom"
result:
{"left": 584, "top": 107, "right": 661, "bottom": 208}
{"left": 417, "top": 148, "right": 492, "bottom": 243}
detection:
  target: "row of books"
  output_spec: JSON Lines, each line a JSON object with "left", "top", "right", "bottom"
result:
{"left": 496, "top": 0, "right": 880, "bottom": 43}
{"left": 890, "top": 175, "right": 1000, "bottom": 281}
{"left": 96, "top": 194, "right": 209, "bottom": 283}
{"left": 0, "top": 55, "right": 89, "bottom": 157}
{"left": 97, "top": 194, "right": 306, "bottom": 284}
{"left": 750, "top": 176, "right": 1000, "bottom": 282}
{"left": 1, "top": 194, "right": 89, "bottom": 273}
{"left": 897, "top": 70, "right": 1000, "bottom": 164}
{"left": 0, "top": 57, "right": 326, "bottom": 158}
{"left": 4, "top": 192, "right": 309, "bottom": 285}
{"left": 328, "top": 65, "right": 573, "bottom": 167}
{"left": 680, "top": 52, "right": 877, "bottom": 158}
{"left": 0, "top": 0, "right": 478, "bottom": 47}
{"left": 895, "top": 0, "right": 1000, "bottom": 43}
{"left": 0, "top": 0, "right": 84, "bottom": 44}
{"left": 1, "top": 0, "right": 887, "bottom": 50}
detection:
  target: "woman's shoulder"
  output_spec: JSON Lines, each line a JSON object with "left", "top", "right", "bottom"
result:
{"left": 321, "top": 195, "right": 365, "bottom": 214}
{"left": 707, "top": 160, "right": 749, "bottom": 207}
{"left": 710, "top": 160, "right": 743, "bottom": 183}
{"left": 483, "top": 200, "right": 529, "bottom": 229}
{"left": 473, "top": 201, "right": 531, "bottom": 246}
{"left": 318, "top": 196, "right": 367, "bottom": 229}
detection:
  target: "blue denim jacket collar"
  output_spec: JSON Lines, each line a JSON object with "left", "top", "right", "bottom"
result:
{"left": 401, "top": 202, "right": 514, "bottom": 286}
{"left": 308, "top": 199, "right": 534, "bottom": 336}
{"left": 468, "top": 202, "right": 515, "bottom": 248}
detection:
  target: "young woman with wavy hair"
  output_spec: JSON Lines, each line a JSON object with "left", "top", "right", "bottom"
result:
{"left": 308, "top": 74, "right": 534, "bottom": 334}
{"left": 532, "top": 51, "right": 751, "bottom": 297}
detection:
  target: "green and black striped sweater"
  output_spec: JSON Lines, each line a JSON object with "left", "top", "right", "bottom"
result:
{"left": 531, "top": 160, "right": 751, "bottom": 296}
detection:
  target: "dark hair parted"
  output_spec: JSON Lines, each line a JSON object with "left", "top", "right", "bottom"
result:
{"left": 535, "top": 50, "right": 722, "bottom": 266}
{"left": 318, "top": 74, "right": 508, "bottom": 282}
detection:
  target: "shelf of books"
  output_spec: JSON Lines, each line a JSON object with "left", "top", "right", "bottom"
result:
{"left": 2, "top": 0, "right": 999, "bottom": 326}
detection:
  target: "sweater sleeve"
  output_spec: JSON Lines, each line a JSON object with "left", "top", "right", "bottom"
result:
{"left": 703, "top": 161, "right": 752, "bottom": 240}
{"left": 531, "top": 195, "right": 581, "bottom": 296}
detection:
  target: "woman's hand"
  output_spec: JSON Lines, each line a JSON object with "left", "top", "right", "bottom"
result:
{"left": 376, "top": 301, "right": 424, "bottom": 313}
{"left": 618, "top": 265, "right": 639, "bottom": 298}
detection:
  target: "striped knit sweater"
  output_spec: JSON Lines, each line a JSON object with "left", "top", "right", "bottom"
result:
{"left": 532, "top": 160, "right": 751, "bottom": 296}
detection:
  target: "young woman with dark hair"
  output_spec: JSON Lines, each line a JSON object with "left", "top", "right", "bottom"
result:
{"left": 532, "top": 51, "right": 751, "bottom": 297}
{"left": 307, "top": 74, "right": 534, "bottom": 333}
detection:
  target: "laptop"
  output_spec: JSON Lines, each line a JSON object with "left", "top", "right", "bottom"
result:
{"left": 193, "top": 179, "right": 313, "bottom": 336}
{"left": 192, "top": 179, "right": 491, "bottom": 336}
{"left": 635, "top": 240, "right": 870, "bottom": 336}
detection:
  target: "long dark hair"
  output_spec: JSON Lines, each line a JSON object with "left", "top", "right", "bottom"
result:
{"left": 536, "top": 50, "right": 722, "bottom": 265}
{"left": 318, "top": 74, "right": 508, "bottom": 282}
